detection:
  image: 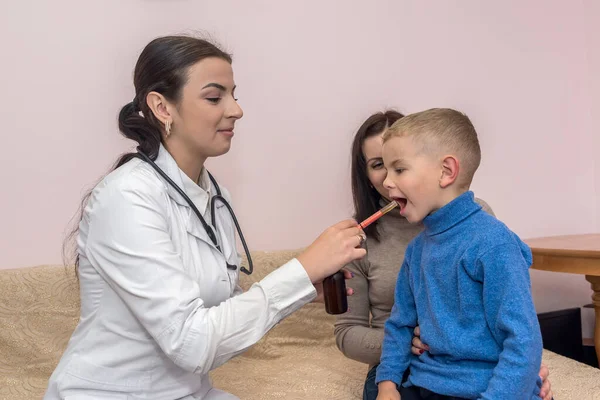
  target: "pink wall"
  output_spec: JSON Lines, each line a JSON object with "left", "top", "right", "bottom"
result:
{"left": 584, "top": 0, "right": 600, "bottom": 231}
{"left": 1, "top": 1, "right": 597, "bottom": 319}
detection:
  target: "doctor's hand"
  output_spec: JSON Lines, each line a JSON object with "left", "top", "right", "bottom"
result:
{"left": 297, "top": 219, "right": 366, "bottom": 284}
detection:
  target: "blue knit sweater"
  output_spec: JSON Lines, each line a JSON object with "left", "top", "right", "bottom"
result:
{"left": 375, "top": 191, "right": 542, "bottom": 399}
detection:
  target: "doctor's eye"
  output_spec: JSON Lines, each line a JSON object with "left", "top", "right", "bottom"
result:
{"left": 207, "top": 98, "right": 222, "bottom": 104}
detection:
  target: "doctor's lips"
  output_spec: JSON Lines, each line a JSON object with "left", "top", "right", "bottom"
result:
{"left": 218, "top": 127, "right": 235, "bottom": 136}
{"left": 358, "top": 200, "right": 399, "bottom": 230}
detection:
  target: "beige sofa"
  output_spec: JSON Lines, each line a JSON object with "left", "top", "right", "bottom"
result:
{"left": 1, "top": 250, "right": 599, "bottom": 400}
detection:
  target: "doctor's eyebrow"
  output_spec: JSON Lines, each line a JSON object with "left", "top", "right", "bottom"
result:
{"left": 202, "top": 83, "right": 237, "bottom": 92}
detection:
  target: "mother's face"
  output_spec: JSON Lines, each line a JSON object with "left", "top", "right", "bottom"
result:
{"left": 362, "top": 132, "right": 390, "bottom": 201}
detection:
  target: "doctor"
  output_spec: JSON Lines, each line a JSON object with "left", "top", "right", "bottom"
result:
{"left": 44, "top": 35, "right": 366, "bottom": 400}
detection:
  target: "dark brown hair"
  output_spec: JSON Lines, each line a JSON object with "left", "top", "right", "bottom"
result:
{"left": 63, "top": 35, "right": 232, "bottom": 273}
{"left": 350, "top": 110, "right": 404, "bottom": 241}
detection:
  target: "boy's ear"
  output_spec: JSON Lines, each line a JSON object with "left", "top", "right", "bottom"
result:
{"left": 439, "top": 155, "right": 459, "bottom": 188}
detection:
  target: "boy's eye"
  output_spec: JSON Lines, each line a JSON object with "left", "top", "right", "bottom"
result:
{"left": 395, "top": 168, "right": 404, "bottom": 174}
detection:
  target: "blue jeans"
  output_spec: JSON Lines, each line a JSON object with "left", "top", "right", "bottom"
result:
{"left": 362, "top": 364, "right": 380, "bottom": 400}
{"left": 363, "top": 365, "right": 468, "bottom": 400}
{"left": 399, "top": 386, "right": 468, "bottom": 400}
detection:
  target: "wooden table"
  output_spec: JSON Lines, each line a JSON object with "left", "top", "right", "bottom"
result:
{"left": 525, "top": 234, "right": 600, "bottom": 363}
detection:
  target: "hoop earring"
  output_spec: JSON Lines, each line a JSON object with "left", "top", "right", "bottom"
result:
{"left": 165, "top": 120, "right": 172, "bottom": 137}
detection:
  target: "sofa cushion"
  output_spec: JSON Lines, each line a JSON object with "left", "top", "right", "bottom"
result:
{"left": 0, "top": 264, "right": 79, "bottom": 399}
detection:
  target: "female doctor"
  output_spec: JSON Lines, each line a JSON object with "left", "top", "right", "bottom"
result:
{"left": 44, "top": 35, "right": 366, "bottom": 400}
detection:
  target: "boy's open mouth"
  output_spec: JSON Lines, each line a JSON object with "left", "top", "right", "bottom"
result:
{"left": 392, "top": 197, "right": 408, "bottom": 212}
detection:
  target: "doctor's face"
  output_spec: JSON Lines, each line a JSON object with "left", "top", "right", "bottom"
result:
{"left": 168, "top": 57, "right": 244, "bottom": 161}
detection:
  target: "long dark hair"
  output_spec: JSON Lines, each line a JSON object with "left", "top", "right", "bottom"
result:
{"left": 63, "top": 35, "right": 232, "bottom": 273}
{"left": 350, "top": 110, "right": 404, "bottom": 241}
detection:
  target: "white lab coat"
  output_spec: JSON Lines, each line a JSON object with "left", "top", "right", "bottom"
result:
{"left": 43, "top": 145, "right": 316, "bottom": 400}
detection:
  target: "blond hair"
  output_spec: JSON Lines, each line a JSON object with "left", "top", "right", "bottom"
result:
{"left": 382, "top": 108, "right": 481, "bottom": 188}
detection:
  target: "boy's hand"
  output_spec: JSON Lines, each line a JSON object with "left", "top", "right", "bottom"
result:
{"left": 376, "top": 381, "right": 400, "bottom": 400}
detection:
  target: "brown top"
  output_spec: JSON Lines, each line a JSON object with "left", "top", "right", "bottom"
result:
{"left": 334, "top": 197, "right": 494, "bottom": 368}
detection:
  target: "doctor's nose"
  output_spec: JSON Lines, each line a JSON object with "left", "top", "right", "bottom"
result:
{"left": 227, "top": 98, "right": 243, "bottom": 120}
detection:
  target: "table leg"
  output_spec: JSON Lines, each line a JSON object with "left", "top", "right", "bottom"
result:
{"left": 585, "top": 275, "right": 600, "bottom": 364}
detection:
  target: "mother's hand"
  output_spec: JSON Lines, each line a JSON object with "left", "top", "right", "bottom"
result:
{"left": 411, "top": 326, "right": 429, "bottom": 355}
{"left": 312, "top": 269, "right": 354, "bottom": 303}
{"left": 539, "top": 364, "right": 553, "bottom": 400}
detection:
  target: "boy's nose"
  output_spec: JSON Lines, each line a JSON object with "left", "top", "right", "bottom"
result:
{"left": 383, "top": 175, "right": 395, "bottom": 190}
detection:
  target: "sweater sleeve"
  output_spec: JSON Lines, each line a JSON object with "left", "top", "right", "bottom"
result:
{"left": 477, "top": 243, "right": 543, "bottom": 400}
{"left": 375, "top": 254, "right": 417, "bottom": 385}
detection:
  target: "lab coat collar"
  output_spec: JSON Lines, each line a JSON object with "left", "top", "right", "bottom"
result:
{"left": 154, "top": 144, "right": 213, "bottom": 213}
{"left": 153, "top": 145, "right": 219, "bottom": 251}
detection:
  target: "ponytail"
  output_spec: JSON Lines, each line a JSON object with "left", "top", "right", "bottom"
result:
{"left": 114, "top": 99, "right": 162, "bottom": 168}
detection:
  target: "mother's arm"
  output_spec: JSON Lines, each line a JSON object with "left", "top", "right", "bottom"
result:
{"left": 334, "top": 259, "right": 383, "bottom": 366}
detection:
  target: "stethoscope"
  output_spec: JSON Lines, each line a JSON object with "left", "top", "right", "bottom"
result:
{"left": 136, "top": 151, "right": 253, "bottom": 275}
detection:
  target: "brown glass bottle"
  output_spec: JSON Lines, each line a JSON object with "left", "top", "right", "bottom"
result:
{"left": 323, "top": 271, "right": 348, "bottom": 314}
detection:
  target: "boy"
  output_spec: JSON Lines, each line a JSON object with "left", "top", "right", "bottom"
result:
{"left": 375, "top": 108, "right": 543, "bottom": 400}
